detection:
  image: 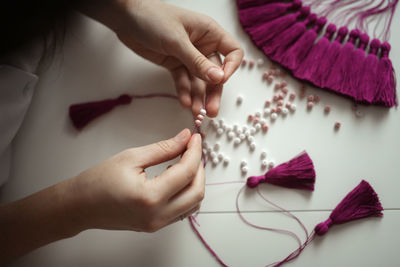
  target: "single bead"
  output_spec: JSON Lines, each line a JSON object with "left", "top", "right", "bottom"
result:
{"left": 210, "top": 119, "right": 218, "bottom": 128}
{"left": 241, "top": 59, "right": 247, "bottom": 67}
{"left": 334, "top": 122, "right": 341, "bottom": 130}
{"left": 281, "top": 87, "right": 288, "bottom": 94}
{"left": 255, "top": 123, "right": 261, "bottom": 130}
{"left": 276, "top": 107, "right": 282, "bottom": 114}
{"left": 202, "top": 148, "right": 207, "bottom": 155}
{"left": 249, "top": 127, "right": 256, "bottom": 135}
{"left": 241, "top": 160, "right": 247, "bottom": 167}
{"left": 195, "top": 120, "right": 202, "bottom": 126}
{"left": 253, "top": 118, "right": 260, "bottom": 124}
{"left": 307, "top": 102, "right": 314, "bottom": 110}
{"left": 268, "top": 161, "right": 275, "bottom": 169}
{"left": 236, "top": 128, "right": 242, "bottom": 135}
{"left": 355, "top": 110, "right": 363, "bottom": 117}
{"left": 247, "top": 135, "right": 255, "bottom": 143}
{"left": 264, "top": 108, "right": 271, "bottom": 116}
{"left": 202, "top": 141, "right": 208, "bottom": 148}
{"left": 212, "top": 158, "right": 219, "bottom": 165}
{"left": 267, "top": 76, "right": 274, "bottom": 83}
{"left": 218, "top": 153, "right": 224, "bottom": 160}
{"left": 282, "top": 108, "right": 289, "bottom": 115}
{"left": 265, "top": 100, "right": 271, "bottom": 107}
{"left": 217, "top": 128, "right": 224, "bottom": 135}
{"left": 242, "top": 125, "right": 248, "bottom": 132}
{"left": 227, "top": 131, "right": 235, "bottom": 139}
{"left": 200, "top": 108, "right": 207, "bottom": 116}
{"left": 207, "top": 147, "right": 212, "bottom": 153}
{"left": 255, "top": 111, "right": 261, "bottom": 118}
{"left": 210, "top": 151, "right": 217, "bottom": 159}
{"left": 275, "top": 69, "right": 282, "bottom": 76}
{"left": 271, "top": 113, "right": 278, "bottom": 120}
{"left": 307, "top": 95, "right": 314, "bottom": 102}
{"left": 281, "top": 81, "right": 287, "bottom": 87}
{"left": 273, "top": 95, "right": 279, "bottom": 102}
{"left": 237, "top": 95, "right": 244, "bottom": 105}
{"left": 250, "top": 142, "right": 256, "bottom": 150}
{"left": 260, "top": 151, "right": 267, "bottom": 159}
{"left": 233, "top": 124, "right": 239, "bottom": 131}
{"left": 213, "top": 143, "right": 220, "bottom": 151}
{"left": 289, "top": 92, "right": 296, "bottom": 100}
{"left": 277, "top": 100, "right": 284, "bottom": 106}
{"left": 218, "top": 119, "right": 224, "bottom": 126}
{"left": 197, "top": 114, "right": 204, "bottom": 121}
{"left": 239, "top": 133, "right": 246, "bottom": 140}
{"left": 223, "top": 157, "right": 230, "bottom": 165}
{"left": 260, "top": 118, "right": 266, "bottom": 125}
{"left": 248, "top": 114, "right": 254, "bottom": 122}
{"left": 257, "top": 58, "right": 264, "bottom": 66}
{"left": 262, "top": 124, "right": 268, "bottom": 132}
{"left": 285, "top": 102, "right": 292, "bottom": 108}
{"left": 271, "top": 108, "right": 277, "bottom": 113}
{"left": 245, "top": 130, "right": 250, "bottom": 137}
{"left": 241, "top": 166, "right": 249, "bottom": 173}
{"left": 290, "top": 103, "right": 297, "bottom": 111}
{"left": 249, "top": 60, "right": 255, "bottom": 68}
{"left": 278, "top": 93, "right": 284, "bottom": 100}
{"left": 261, "top": 160, "right": 268, "bottom": 167}
{"left": 274, "top": 83, "right": 281, "bottom": 90}
{"left": 234, "top": 138, "right": 241, "bottom": 145}
{"left": 324, "top": 105, "right": 331, "bottom": 114}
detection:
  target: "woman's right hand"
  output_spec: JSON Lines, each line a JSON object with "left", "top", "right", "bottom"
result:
{"left": 72, "top": 128, "right": 204, "bottom": 232}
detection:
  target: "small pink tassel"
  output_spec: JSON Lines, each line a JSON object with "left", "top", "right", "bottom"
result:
{"left": 265, "top": 13, "right": 316, "bottom": 61}
{"left": 313, "top": 26, "right": 348, "bottom": 88}
{"left": 239, "top": 0, "right": 301, "bottom": 28}
{"left": 374, "top": 42, "right": 398, "bottom": 107}
{"left": 247, "top": 6, "right": 310, "bottom": 48}
{"left": 69, "top": 94, "right": 132, "bottom": 130}
{"left": 359, "top": 39, "right": 381, "bottom": 103}
{"left": 246, "top": 151, "right": 315, "bottom": 190}
{"left": 281, "top": 17, "right": 327, "bottom": 70}
{"left": 314, "top": 180, "right": 383, "bottom": 236}
{"left": 348, "top": 33, "right": 370, "bottom": 102}
{"left": 294, "top": 23, "right": 336, "bottom": 81}
{"left": 325, "top": 29, "right": 360, "bottom": 95}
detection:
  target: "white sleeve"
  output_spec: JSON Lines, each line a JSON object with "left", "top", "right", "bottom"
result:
{"left": 0, "top": 65, "right": 38, "bottom": 186}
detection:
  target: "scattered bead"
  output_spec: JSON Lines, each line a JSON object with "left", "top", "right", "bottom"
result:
{"left": 334, "top": 122, "right": 341, "bottom": 130}
{"left": 239, "top": 133, "right": 246, "bottom": 140}
{"left": 290, "top": 103, "right": 297, "bottom": 111}
{"left": 307, "top": 95, "right": 314, "bottom": 102}
{"left": 257, "top": 58, "right": 264, "bottom": 66}
{"left": 227, "top": 131, "right": 235, "bottom": 139}
{"left": 307, "top": 102, "right": 314, "bottom": 110}
{"left": 255, "top": 123, "right": 261, "bottom": 130}
{"left": 281, "top": 81, "right": 287, "bottom": 87}
{"left": 285, "top": 102, "right": 292, "bottom": 108}
{"left": 210, "top": 151, "right": 217, "bottom": 159}
{"left": 355, "top": 110, "right": 364, "bottom": 117}
{"left": 200, "top": 108, "right": 207, "bottom": 116}
{"left": 276, "top": 107, "right": 282, "bottom": 114}
{"left": 207, "top": 147, "right": 212, "bottom": 153}
{"left": 261, "top": 160, "right": 268, "bottom": 168}
{"left": 250, "top": 142, "right": 256, "bottom": 150}
{"left": 255, "top": 111, "right": 261, "bottom": 118}
{"left": 217, "top": 128, "right": 224, "bottom": 135}
{"left": 289, "top": 93, "right": 296, "bottom": 100}
{"left": 249, "top": 60, "right": 255, "bottom": 68}
{"left": 234, "top": 138, "right": 241, "bottom": 145}
{"left": 248, "top": 114, "right": 254, "bottom": 122}
{"left": 282, "top": 108, "right": 289, "bottom": 115}
{"left": 237, "top": 95, "right": 244, "bottom": 105}
{"left": 265, "top": 100, "right": 271, "bottom": 107}
{"left": 241, "top": 166, "right": 248, "bottom": 173}
{"left": 218, "top": 153, "right": 224, "bottom": 161}
{"left": 262, "top": 124, "right": 268, "bottom": 132}
{"left": 274, "top": 83, "right": 281, "bottom": 90}
{"left": 249, "top": 127, "right": 256, "bottom": 135}
{"left": 278, "top": 93, "right": 284, "bottom": 100}
{"left": 236, "top": 128, "right": 243, "bottom": 135}
{"left": 202, "top": 148, "right": 207, "bottom": 155}
{"left": 213, "top": 143, "right": 220, "bottom": 151}
{"left": 271, "top": 113, "right": 278, "bottom": 120}
{"left": 241, "top": 59, "right": 247, "bottom": 67}
{"left": 212, "top": 158, "right": 219, "bottom": 165}
{"left": 264, "top": 108, "right": 271, "bottom": 116}
{"left": 273, "top": 95, "right": 279, "bottom": 102}
{"left": 226, "top": 125, "right": 232, "bottom": 132}
{"left": 241, "top": 160, "right": 247, "bottom": 167}
{"left": 267, "top": 76, "right": 274, "bottom": 83}
{"left": 247, "top": 135, "right": 255, "bottom": 143}
{"left": 262, "top": 72, "right": 269, "bottom": 80}
{"left": 275, "top": 69, "right": 282, "bottom": 76}
{"left": 260, "top": 118, "right": 266, "bottom": 125}
{"left": 195, "top": 120, "right": 202, "bottom": 127}
{"left": 314, "top": 95, "right": 320, "bottom": 103}
{"left": 277, "top": 100, "right": 284, "bottom": 106}
{"left": 268, "top": 161, "right": 275, "bottom": 169}
{"left": 223, "top": 157, "right": 230, "bottom": 165}
{"left": 271, "top": 108, "right": 277, "bottom": 113}
{"left": 253, "top": 118, "right": 260, "bottom": 124}
{"left": 324, "top": 106, "right": 331, "bottom": 114}
{"left": 260, "top": 151, "right": 267, "bottom": 159}
{"left": 281, "top": 87, "right": 288, "bottom": 94}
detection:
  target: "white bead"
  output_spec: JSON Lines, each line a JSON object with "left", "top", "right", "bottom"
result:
{"left": 212, "top": 158, "right": 219, "bottom": 165}
{"left": 257, "top": 58, "right": 264, "bottom": 66}
{"left": 213, "top": 143, "right": 220, "bottom": 151}
{"left": 210, "top": 151, "right": 217, "bottom": 158}
{"left": 218, "top": 153, "right": 224, "bottom": 160}
{"left": 290, "top": 103, "right": 297, "bottom": 111}
{"left": 210, "top": 120, "right": 218, "bottom": 128}
{"left": 234, "top": 138, "right": 241, "bottom": 145}
{"left": 260, "top": 151, "right": 267, "bottom": 159}
{"left": 255, "top": 123, "right": 261, "bottom": 130}
{"left": 207, "top": 147, "right": 212, "bottom": 153}
{"left": 247, "top": 136, "right": 255, "bottom": 143}
{"left": 242, "top": 125, "right": 248, "bottom": 132}
{"left": 221, "top": 124, "right": 227, "bottom": 130}
{"left": 264, "top": 108, "right": 271, "bottom": 116}
{"left": 255, "top": 111, "right": 261, "bottom": 117}
{"left": 260, "top": 118, "right": 266, "bottom": 125}
{"left": 236, "top": 128, "right": 243, "bottom": 135}
{"left": 240, "top": 160, "right": 247, "bottom": 167}
{"left": 250, "top": 142, "right": 256, "bottom": 150}
{"left": 249, "top": 127, "right": 256, "bottom": 135}
{"left": 271, "top": 113, "right": 278, "bottom": 120}
{"left": 261, "top": 160, "right": 268, "bottom": 167}
{"left": 236, "top": 95, "right": 243, "bottom": 105}
{"left": 241, "top": 166, "right": 248, "bottom": 173}
{"left": 202, "top": 148, "right": 207, "bottom": 155}
{"left": 227, "top": 131, "right": 235, "bottom": 139}
{"left": 245, "top": 130, "right": 250, "bottom": 137}
{"left": 268, "top": 161, "right": 275, "bottom": 169}
{"left": 217, "top": 128, "right": 224, "bottom": 135}
{"left": 223, "top": 157, "right": 230, "bottom": 165}
{"left": 200, "top": 108, "right": 206, "bottom": 116}
{"left": 282, "top": 108, "right": 289, "bottom": 115}
{"left": 239, "top": 133, "right": 246, "bottom": 140}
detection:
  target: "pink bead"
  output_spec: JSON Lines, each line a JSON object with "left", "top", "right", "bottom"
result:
{"left": 334, "top": 122, "right": 341, "bottom": 130}
{"left": 265, "top": 100, "right": 271, "bottom": 107}
{"left": 307, "top": 95, "right": 314, "bottom": 102}
{"left": 271, "top": 108, "right": 276, "bottom": 113}
{"left": 281, "top": 87, "right": 288, "bottom": 93}
{"left": 314, "top": 95, "right": 320, "bottom": 103}
{"left": 255, "top": 112, "right": 261, "bottom": 118}
{"left": 281, "top": 81, "right": 287, "bottom": 87}
{"left": 241, "top": 59, "right": 247, "bottom": 67}
{"left": 262, "top": 124, "right": 269, "bottom": 132}
{"left": 324, "top": 106, "right": 331, "bottom": 113}
{"left": 262, "top": 72, "right": 270, "bottom": 79}
{"left": 249, "top": 60, "right": 255, "bottom": 68}
{"left": 195, "top": 120, "right": 202, "bottom": 126}
{"left": 248, "top": 114, "right": 254, "bottom": 121}
{"left": 289, "top": 92, "right": 296, "bottom": 100}
{"left": 307, "top": 102, "right": 314, "bottom": 110}
{"left": 277, "top": 100, "right": 284, "bottom": 106}
{"left": 253, "top": 118, "right": 260, "bottom": 124}
{"left": 267, "top": 76, "right": 274, "bottom": 83}
{"left": 278, "top": 93, "right": 284, "bottom": 100}
{"left": 285, "top": 102, "right": 292, "bottom": 108}
{"left": 273, "top": 95, "right": 279, "bottom": 102}
{"left": 276, "top": 107, "right": 282, "bottom": 114}
{"left": 274, "top": 83, "right": 281, "bottom": 90}
{"left": 197, "top": 114, "right": 204, "bottom": 120}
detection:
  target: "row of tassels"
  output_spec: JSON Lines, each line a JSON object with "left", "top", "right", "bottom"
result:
{"left": 191, "top": 151, "right": 383, "bottom": 266}
{"left": 237, "top": 0, "right": 397, "bottom": 107}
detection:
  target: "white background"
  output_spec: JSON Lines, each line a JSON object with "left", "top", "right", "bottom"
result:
{"left": 2, "top": 0, "right": 400, "bottom": 266}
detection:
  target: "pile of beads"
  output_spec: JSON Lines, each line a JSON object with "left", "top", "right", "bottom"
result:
{"left": 260, "top": 151, "right": 275, "bottom": 170}
{"left": 202, "top": 141, "right": 230, "bottom": 167}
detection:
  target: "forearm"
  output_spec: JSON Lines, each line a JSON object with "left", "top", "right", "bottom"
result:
{"left": 0, "top": 177, "right": 87, "bottom": 264}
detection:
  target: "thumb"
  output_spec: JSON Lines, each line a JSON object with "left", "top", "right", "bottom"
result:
{"left": 173, "top": 40, "right": 224, "bottom": 84}
{"left": 133, "top": 129, "right": 191, "bottom": 169}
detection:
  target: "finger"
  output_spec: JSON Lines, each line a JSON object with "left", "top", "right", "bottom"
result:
{"left": 171, "top": 39, "right": 225, "bottom": 84}
{"left": 131, "top": 128, "right": 191, "bottom": 168}
{"left": 216, "top": 30, "right": 243, "bottom": 83}
{"left": 190, "top": 75, "right": 207, "bottom": 116}
{"left": 155, "top": 133, "right": 202, "bottom": 198}
{"left": 169, "top": 204, "right": 201, "bottom": 225}
{"left": 205, "top": 54, "right": 224, "bottom": 117}
{"left": 171, "top": 67, "right": 192, "bottom": 108}
{"left": 163, "top": 163, "right": 205, "bottom": 220}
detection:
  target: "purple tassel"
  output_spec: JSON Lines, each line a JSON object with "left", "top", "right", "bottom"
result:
{"left": 281, "top": 17, "right": 327, "bottom": 70}
{"left": 325, "top": 29, "right": 360, "bottom": 95}
{"left": 358, "top": 39, "right": 381, "bottom": 103}
{"left": 247, "top": 6, "right": 310, "bottom": 47}
{"left": 312, "top": 26, "right": 348, "bottom": 88}
{"left": 349, "top": 33, "right": 370, "bottom": 102}
{"left": 374, "top": 42, "right": 398, "bottom": 107}
{"left": 237, "top": 0, "right": 287, "bottom": 10}
{"left": 69, "top": 94, "right": 132, "bottom": 130}
{"left": 314, "top": 180, "right": 383, "bottom": 236}
{"left": 265, "top": 13, "right": 316, "bottom": 62}
{"left": 239, "top": 0, "right": 301, "bottom": 28}
{"left": 294, "top": 23, "right": 336, "bottom": 81}
{"left": 246, "top": 151, "right": 315, "bottom": 190}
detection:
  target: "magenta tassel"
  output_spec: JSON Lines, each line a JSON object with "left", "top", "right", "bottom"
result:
{"left": 349, "top": 33, "right": 370, "bottom": 102}
{"left": 312, "top": 26, "right": 348, "bottom": 88}
{"left": 374, "top": 42, "right": 398, "bottom": 107}
{"left": 247, "top": 6, "right": 309, "bottom": 48}
{"left": 281, "top": 17, "right": 327, "bottom": 70}
{"left": 237, "top": 0, "right": 282, "bottom": 10}
{"left": 265, "top": 13, "right": 316, "bottom": 62}
{"left": 325, "top": 29, "right": 360, "bottom": 95}
{"left": 239, "top": 0, "right": 301, "bottom": 28}
{"left": 294, "top": 23, "right": 336, "bottom": 81}
{"left": 69, "top": 94, "right": 132, "bottom": 130}
{"left": 246, "top": 151, "right": 316, "bottom": 190}
{"left": 315, "top": 180, "right": 383, "bottom": 236}
{"left": 359, "top": 39, "right": 381, "bottom": 103}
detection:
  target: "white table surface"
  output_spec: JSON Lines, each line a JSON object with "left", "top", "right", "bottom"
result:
{"left": 2, "top": 0, "right": 400, "bottom": 266}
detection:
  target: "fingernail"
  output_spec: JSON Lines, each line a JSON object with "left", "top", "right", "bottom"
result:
{"left": 175, "top": 129, "right": 189, "bottom": 142}
{"left": 207, "top": 67, "right": 224, "bottom": 83}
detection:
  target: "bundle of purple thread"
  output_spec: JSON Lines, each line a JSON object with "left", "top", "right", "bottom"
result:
{"left": 237, "top": 0, "right": 398, "bottom": 107}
